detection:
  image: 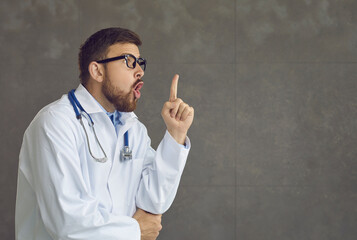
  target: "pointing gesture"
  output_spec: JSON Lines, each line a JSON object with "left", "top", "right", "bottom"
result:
{"left": 162, "top": 74, "right": 194, "bottom": 145}
{"left": 169, "top": 74, "right": 178, "bottom": 101}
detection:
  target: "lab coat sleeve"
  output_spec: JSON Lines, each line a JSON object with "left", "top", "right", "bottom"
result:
{"left": 19, "top": 110, "right": 140, "bottom": 240}
{"left": 136, "top": 129, "right": 190, "bottom": 214}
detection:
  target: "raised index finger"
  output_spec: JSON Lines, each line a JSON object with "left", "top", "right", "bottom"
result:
{"left": 169, "top": 74, "right": 179, "bottom": 101}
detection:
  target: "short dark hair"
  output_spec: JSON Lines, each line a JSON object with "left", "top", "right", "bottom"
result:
{"left": 78, "top": 27, "right": 142, "bottom": 85}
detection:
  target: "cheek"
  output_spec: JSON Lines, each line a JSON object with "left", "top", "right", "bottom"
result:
{"left": 121, "top": 73, "right": 135, "bottom": 90}
{"left": 122, "top": 77, "right": 133, "bottom": 91}
{"left": 108, "top": 69, "right": 133, "bottom": 90}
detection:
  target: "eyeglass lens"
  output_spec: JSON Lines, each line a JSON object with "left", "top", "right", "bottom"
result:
{"left": 125, "top": 55, "right": 146, "bottom": 71}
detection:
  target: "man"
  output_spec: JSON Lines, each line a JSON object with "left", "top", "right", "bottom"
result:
{"left": 15, "top": 27, "right": 194, "bottom": 240}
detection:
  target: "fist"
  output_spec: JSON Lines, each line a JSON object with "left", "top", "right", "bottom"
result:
{"left": 133, "top": 208, "right": 162, "bottom": 240}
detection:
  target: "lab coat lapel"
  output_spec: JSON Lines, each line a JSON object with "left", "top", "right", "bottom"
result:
{"left": 74, "top": 84, "right": 104, "bottom": 114}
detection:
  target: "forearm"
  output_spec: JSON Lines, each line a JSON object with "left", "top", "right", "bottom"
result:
{"left": 136, "top": 130, "right": 190, "bottom": 214}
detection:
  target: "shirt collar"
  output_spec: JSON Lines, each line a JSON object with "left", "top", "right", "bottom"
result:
{"left": 73, "top": 84, "right": 138, "bottom": 120}
{"left": 92, "top": 94, "right": 122, "bottom": 126}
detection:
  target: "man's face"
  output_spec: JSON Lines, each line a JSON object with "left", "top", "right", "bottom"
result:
{"left": 101, "top": 43, "right": 144, "bottom": 112}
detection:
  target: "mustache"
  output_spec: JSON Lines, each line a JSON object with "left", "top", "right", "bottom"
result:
{"left": 132, "top": 79, "right": 143, "bottom": 88}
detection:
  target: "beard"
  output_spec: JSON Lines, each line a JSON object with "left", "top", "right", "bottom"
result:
{"left": 102, "top": 75, "right": 141, "bottom": 112}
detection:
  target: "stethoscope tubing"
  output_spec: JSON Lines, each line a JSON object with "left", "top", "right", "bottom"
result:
{"left": 68, "top": 90, "right": 108, "bottom": 162}
{"left": 68, "top": 89, "right": 132, "bottom": 163}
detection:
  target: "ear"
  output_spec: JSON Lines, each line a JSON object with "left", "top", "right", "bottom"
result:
{"left": 88, "top": 61, "right": 105, "bottom": 83}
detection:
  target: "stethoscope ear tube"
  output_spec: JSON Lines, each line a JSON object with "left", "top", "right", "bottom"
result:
{"left": 68, "top": 90, "right": 82, "bottom": 120}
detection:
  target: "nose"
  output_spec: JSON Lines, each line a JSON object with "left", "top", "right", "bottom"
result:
{"left": 135, "top": 65, "right": 144, "bottom": 79}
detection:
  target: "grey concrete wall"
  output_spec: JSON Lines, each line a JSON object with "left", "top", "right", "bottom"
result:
{"left": 1, "top": 0, "right": 356, "bottom": 239}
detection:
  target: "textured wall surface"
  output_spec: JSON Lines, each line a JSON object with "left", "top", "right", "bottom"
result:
{"left": 1, "top": 0, "right": 356, "bottom": 239}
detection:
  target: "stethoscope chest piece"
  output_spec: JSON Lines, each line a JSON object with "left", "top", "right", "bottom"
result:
{"left": 121, "top": 146, "right": 132, "bottom": 161}
{"left": 121, "top": 131, "right": 132, "bottom": 161}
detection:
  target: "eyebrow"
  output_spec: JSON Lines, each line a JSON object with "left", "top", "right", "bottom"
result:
{"left": 120, "top": 52, "right": 141, "bottom": 58}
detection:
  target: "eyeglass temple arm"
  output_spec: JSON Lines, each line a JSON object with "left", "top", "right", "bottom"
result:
{"left": 96, "top": 55, "right": 125, "bottom": 64}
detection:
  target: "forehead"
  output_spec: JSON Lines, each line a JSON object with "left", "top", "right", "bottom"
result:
{"left": 107, "top": 43, "right": 140, "bottom": 58}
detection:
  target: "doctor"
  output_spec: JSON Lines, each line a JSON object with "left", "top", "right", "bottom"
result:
{"left": 15, "top": 27, "right": 194, "bottom": 240}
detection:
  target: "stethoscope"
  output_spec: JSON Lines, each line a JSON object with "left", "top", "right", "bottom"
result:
{"left": 68, "top": 89, "right": 132, "bottom": 163}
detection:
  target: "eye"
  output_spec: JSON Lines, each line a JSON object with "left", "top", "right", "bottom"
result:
{"left": 126, "top": 55, "right": 136, "bottom": 67}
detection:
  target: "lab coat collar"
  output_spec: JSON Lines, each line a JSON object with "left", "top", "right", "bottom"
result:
{"left": 73, "top": 84, "right": 138, "bottom": 120}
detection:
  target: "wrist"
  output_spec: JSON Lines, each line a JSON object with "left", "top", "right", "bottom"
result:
{"left": 167, "top": 129, "right": 187, "bottom": 145}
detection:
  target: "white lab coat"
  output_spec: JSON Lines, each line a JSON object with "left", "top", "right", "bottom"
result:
{"left": 15, "top": 84, "right": 190, "bottom": 240}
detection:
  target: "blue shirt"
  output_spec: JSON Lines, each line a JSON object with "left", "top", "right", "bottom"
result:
{"left": 106, "top": 111, "right": 121, "bottom": 127}
{"left": 92, "top": 98, "right": 121, "bottom": 131}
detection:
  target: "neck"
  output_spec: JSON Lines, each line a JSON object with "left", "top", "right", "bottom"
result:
{"left": 84, "top": 81, "right": 115, "bottom": 113}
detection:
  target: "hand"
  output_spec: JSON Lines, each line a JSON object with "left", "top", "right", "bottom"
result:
{"left": 161, "top": 74, "right": 194, "bottom": 145}
{"left": 133, "top": 208, "right": 162, "bottom": 240}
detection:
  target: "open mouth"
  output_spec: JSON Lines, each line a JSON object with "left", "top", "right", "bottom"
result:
{"left": 133, "top": 81, "right": 144, "bottom": 99}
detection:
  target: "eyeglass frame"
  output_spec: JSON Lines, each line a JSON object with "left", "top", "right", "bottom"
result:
{"left": 96, "top": 54, "right": 146, "bottom": 71}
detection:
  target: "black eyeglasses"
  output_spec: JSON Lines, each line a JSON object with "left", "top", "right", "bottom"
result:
{"left": 96, "top": 54, "right": 146, "bottom": 71}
